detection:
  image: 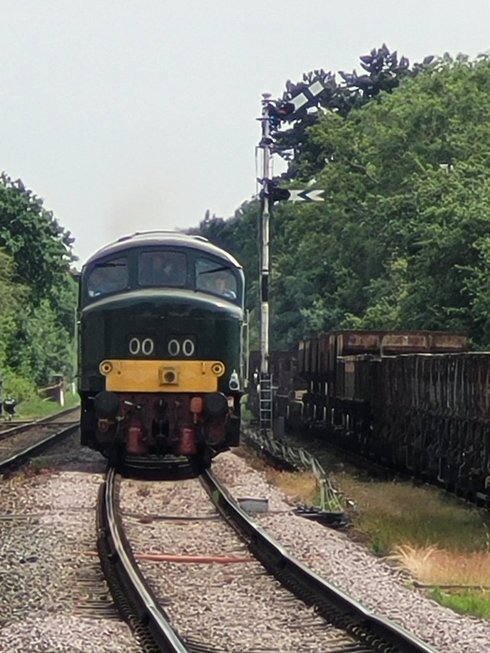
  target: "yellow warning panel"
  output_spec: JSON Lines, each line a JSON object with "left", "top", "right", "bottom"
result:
{"left": 99, "top": 359, "right": 225, "bottom": 393}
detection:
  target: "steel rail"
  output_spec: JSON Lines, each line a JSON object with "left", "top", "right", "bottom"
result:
{"left": 98, "top": 467, "right": 191, "bottom": 653}
{"left": 201, "top": 467, "right": 441, "bottom": 653}
{"left": 0, "top": 422, "right": 79, "bottom": 472}
{"left": 0, "top": 406, "right": 79, "bottom": 441}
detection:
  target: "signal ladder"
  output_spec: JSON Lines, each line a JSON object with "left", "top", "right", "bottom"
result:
{"left": 259, "top": 373, "right": 273, "bottom": 434}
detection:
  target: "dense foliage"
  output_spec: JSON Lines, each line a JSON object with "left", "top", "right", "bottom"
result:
{"left": 0, "top": 174, "right": 76, "bottom": 400}
{"left": 195, "top": 48, "right": 490, "bottom": 350}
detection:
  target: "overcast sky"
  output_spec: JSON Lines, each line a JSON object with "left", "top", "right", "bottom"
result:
{"left": 1, "top": 1, "right": 490, "bottom": 265}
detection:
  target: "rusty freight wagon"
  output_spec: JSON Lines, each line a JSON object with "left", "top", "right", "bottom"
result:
{"left": 294, "top": 330, "right": 490, "bottom": 503}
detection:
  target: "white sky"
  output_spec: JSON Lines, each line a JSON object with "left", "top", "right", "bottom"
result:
{"left": 1, "top": 1, "right": 489, "bottom": 265}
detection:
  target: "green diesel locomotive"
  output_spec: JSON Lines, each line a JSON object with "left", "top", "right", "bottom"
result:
{"left": 78, "top": 231, "right": 245, "bottom": 470}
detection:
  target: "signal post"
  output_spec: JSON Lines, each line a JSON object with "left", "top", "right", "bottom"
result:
{"left": 256, "top": 81, "right": 325, "bottom": 435}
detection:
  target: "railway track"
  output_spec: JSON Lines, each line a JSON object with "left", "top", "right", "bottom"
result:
{"left": 0, "top": 407, "right": 80, "bottom": 472}
{"left": 0, "top": 429, "right": 486, "bottom": 652}
{"left": 98, "top": 465, "right": 440, "bottom": 653}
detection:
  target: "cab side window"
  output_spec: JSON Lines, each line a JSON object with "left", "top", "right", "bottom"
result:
{"left": 87, "top": 258, "right": 128, "bottom": 298}
{"left": 196, "top": 258, "right": 238, "bottom": 301}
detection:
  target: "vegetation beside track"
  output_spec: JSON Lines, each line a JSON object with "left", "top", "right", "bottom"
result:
{"left": 333, "top": 472, "right": 490, "bottom": 619}
{"left": 9, "top": 390, "right": 79, "bottom": 421}
{"left": 237, "top": 443, "right": 490, "bottom": 619}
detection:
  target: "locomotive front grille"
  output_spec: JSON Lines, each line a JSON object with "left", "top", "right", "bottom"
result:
{"left": 99, "top": 359, "right": 225, "bottom": 392}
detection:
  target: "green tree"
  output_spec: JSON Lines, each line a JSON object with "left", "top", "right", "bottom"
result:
{"left": 7, "top": 299, "right": 74, "bottom": 385}
{"left": 273, "top": 54, "right": 490, "bottom": 346}
{"left": 0, "top": 250, "right": 27, "bottom": 369}
{"left": 0, "top": 173, "right": 74, "bottom": 303}
{"left": 272, "top": 45, "right": 435, "bottom": 181}
{"left": 0, "top": 174, "right": 77, "bottom": 389}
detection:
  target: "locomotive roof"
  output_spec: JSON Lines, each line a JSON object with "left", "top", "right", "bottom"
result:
{"left": 84, "top": 231, "right": 242, "bottom": 269}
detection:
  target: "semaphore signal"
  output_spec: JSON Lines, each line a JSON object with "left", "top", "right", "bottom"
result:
{"left": 256, "top": 79, "right": 325, "bottom": 435}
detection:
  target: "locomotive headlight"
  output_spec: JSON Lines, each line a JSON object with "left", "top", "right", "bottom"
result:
{"left": 99, "top": 360, "right": 113, "bottom": 375}
{"left": 229, "top": 369, "right": 240, "bottom": 391}
{"left": 211, "top": 362, "right": 225, "bottom": 377}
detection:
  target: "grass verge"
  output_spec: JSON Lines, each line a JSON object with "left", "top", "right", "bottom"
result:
{"left": 238, "top": 443, "right": 490, "bottom": 619}
{"left": 12, "top": 390, "right": 80, "bottom": 420}
{"left": 428, "top": 588, "right": 490, "bottom": 619}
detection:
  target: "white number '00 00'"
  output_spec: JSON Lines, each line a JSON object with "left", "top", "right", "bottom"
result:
{"left": 129, "top": 337, "right": 154, "bottom": 356}
{"left": 168, "top": 339, "right": 195, "bottom": 357}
